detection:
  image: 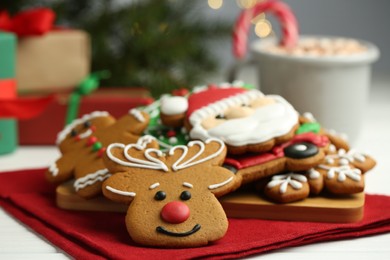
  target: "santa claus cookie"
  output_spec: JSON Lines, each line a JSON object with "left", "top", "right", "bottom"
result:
{"left": 157, "top": 82, "right": 300, "bottom": 155}
{"left": 262, "top": 143, "right": 376, "bottom": 203}
{"left": 102, "top": 137, "right": 239, "bottom": 247}
{"left": 46, "top": 109, "right": 157, "bottom": 199}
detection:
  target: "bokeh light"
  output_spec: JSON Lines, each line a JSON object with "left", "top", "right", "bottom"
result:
{"left": 208, "top": 0, "right": 223, "bottom": 10}
{"left": 236, "top": 0, "right": 258, "bottom": 9}
{"left": 255, "top": 19, "right": 272, "bottom": 38}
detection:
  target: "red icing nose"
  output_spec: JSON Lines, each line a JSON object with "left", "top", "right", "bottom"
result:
{"left": 160, "top": 201, "right": 190, "bottom": 224}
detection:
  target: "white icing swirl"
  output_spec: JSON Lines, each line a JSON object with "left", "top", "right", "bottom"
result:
{"left": 169, "top": 138, "right": 225, "bottom": 171}
{"left": 106, "top": 138, "right": 225, "bottom": 173}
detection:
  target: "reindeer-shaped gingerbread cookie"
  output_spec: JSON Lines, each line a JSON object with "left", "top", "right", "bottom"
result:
{"left": 46, "top": 109, "right": 157, "bottom": 199}
{"left": 102, "top": 137, "right": 239, "bottom": 247}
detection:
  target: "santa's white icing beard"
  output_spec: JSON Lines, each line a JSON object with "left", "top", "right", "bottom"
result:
{"left": 189, "top": 95, "right": 299, "bottom": 147}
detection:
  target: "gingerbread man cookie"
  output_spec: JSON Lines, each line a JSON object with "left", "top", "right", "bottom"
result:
{"left": 46, "top": 109, "right": 157, "bottom": 199}
{"left": 102, "top": 137, "right": 239, "bottom": 247}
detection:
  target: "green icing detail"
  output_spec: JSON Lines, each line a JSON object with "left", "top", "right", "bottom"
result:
{"left": 92, "top": 142, "right": 103, "bottom": 152}
{"left": 296, "top": 122, "right": 321, "bottom": 134}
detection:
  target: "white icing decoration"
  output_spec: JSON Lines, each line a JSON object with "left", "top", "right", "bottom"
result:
{"left": 160, "top": 96, "right": 188, "bottom": 115}
{"left": 78, "top": 128, "right": 93, "bottom": 139}
{"left": 106, "top": 185, "right": 136, "bottom": 197}
{"left": 74, "top": 169, "right": 111, "bottom": 191}
{"left": 169, "top": 138, "right": 225, "bottom": 171}
{"left": 325, "top": 148, "right": 367, "bottom": 166}
{"left": 107, "top": 143, "right": 169, "bottom": 172}
{"left": 308, "top": 168, "right": 320, "bottom": 179}
{"left": 107, "top": 137, "right": 224, "bottom": 173}
{"left": 328, "top": 144, "right": 337, "bottom": 153}
{"left": 49, "top": 163, "right": 59, "bottom": 177}
{"left": 326, "top": 157, "right": 335, "bottom": 164}
{"left": 319, "top": 164, "right": 362, "bottom": 182}
{"left": 137, "top": 135, "right": 156, "bottom": 148}
{"left": 149, "top": 183, "right": 160, "bottom": 190}
{"left": 208, "top": 176, "right": 233, "bottom": 190}
{"left": 183, "top": 182, "right": 193, "bottom": 188}
{"left": 339, "top": 158, "right": 349, "bottom": 165}
{"left": 56, "top": 111, "right": 110, "bottom": 145}
{"left": 267, "top": 173, "right": 307, "bottom": 194}
{"left": 189, "top": 92, "right": 298, "bottom": 147}
{"left": 129, "top": 109, "right": 145, "bottom": 122}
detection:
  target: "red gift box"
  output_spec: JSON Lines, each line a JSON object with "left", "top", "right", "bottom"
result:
{"left": 0, "top": 8, "right": 90, "bottom": 93}
{"left": 18, "top": 88, "right": 153, "bottom": 145}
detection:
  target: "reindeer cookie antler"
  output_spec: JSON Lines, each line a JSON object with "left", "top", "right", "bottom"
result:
{"left": 102, "top": 137, "right": 240, "bottom": 247}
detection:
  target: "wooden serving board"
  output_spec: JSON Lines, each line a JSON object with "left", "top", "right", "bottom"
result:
{"left": 56, "top": 181, "right": 364, "bottom": 223}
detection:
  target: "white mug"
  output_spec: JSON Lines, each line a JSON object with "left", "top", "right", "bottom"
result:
{"left": 230, "top": 36, "right": 380, "bottom": 143}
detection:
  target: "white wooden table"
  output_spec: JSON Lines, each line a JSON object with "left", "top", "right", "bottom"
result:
{"left": 1, "top": 74, "right": 390, "bottom": 259}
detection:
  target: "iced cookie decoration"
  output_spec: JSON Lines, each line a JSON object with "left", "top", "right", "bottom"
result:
{"left": 264, "top": 173, "right": 310, "bottom": 203}
{"left": 224, "top": 132, "right": 328, "bottom": 185}
{"left": 187, "top": 86, "right": 299, "bottom": 155}
{"left": 46, "top": 110, "right": 157, "bottom": 199}
{"left": 315, "top": 147, "right": 376, "bottom": 195}
{"left": 102, "top": 138, "right": 239, "bottom": 247}
{"left": 180, "top": 83, "right": 298, "bottom": 155}
{"left": 262, "top": 145, "right": 376, "bottom": 203}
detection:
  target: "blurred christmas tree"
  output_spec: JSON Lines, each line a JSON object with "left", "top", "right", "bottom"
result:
{"left": 1, "top": 0, "right": 231, "bottom": 97}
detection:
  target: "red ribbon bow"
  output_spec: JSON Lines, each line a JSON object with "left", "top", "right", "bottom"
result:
{"left": 0, "top": 8, "right": 55, "bottom": 37}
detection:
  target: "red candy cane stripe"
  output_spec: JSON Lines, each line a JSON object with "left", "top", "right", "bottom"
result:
{"left": 233, "top": 0, "right": 299, "bottom": 59}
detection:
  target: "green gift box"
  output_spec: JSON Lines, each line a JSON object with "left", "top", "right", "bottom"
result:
{"left": 0, "top": 31, "right": 18, "bottom": 155}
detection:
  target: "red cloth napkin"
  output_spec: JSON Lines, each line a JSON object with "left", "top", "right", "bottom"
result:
{"left": 1, "top": 168, "right": 390, "bottom": 259}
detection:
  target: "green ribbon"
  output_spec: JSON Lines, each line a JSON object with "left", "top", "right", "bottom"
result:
{"left": 65, "top": 71, "right": 111, "bottom": 125}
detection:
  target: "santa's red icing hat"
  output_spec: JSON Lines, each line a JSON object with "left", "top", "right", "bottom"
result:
{"left": 186, "top": 86, "right": 247, "bottom": 120}
{"left": 186, "top": 83, "right": 265, "bottom": 126}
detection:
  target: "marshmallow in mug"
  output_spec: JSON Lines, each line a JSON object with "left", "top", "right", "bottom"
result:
{"left": 264, "top": 37, "right": 367, "bottom": 57}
